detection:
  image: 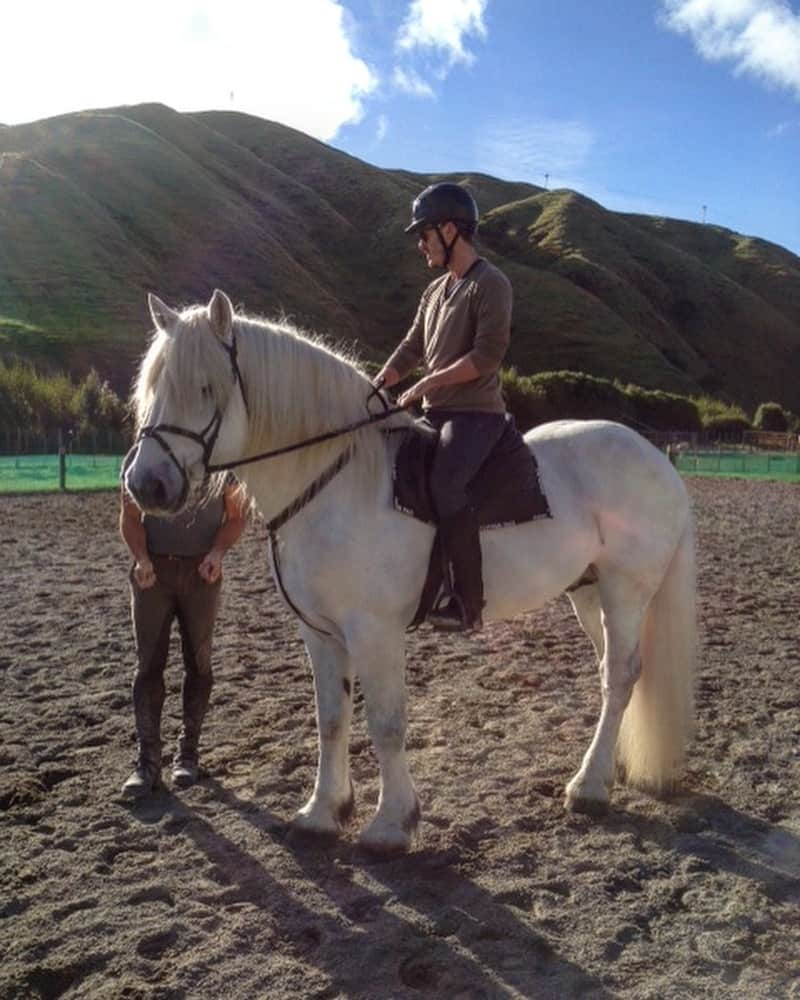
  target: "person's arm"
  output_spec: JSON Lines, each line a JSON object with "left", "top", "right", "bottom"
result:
{"left": 464, "top": 269, "right": 513, "bottom": 375}
{"left": 398, "top": 354, "right": 481, "bottom": 406}
{"left": 197, "top": 483, "right": 247, "bottom": 584}
{"left": 120, "top": 487, "right": 156, "bottom": 589}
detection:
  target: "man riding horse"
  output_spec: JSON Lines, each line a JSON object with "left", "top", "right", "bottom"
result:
{"left": 375, "top": 182, "right": 513, "bottom": 632}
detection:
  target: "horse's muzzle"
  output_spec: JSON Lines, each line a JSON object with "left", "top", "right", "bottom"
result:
{"left": 124, "top": 447, "right": 187, "bottom": 513}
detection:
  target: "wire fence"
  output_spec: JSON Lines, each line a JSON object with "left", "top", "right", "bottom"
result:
{"left": 0, "top": 454, "right": 125, "bottom": 493}
{"left": 2, "top": 420, "right": 800, "bottom": 494}
{"left": 673, "top": 450, "right": 800, "bottom": 481}
{"left": 2, "top": 448, "right": 800, "bottom": 495}
{"left": 0, "top": 427, "right": 131, "bottom": 456}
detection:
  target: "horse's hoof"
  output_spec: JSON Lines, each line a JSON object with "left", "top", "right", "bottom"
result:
{"left": 292, "top": 805, "right": 340, "bottom": 838}
{"left": 565, "top": 794, "right": 609, "bottom": 817}
{"left": 358, "top": 826, "right": 413, "bottom": 856}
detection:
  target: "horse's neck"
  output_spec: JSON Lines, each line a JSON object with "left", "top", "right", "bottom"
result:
{"left": 239, "top": 431, "right": 391, "bottom": 529}
{"left": 238, "top": 321, "right": 393, "bottom": 524}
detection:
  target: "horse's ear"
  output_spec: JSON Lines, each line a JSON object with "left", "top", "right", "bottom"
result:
{"left": 208, "top": 289, "right": 234, "bottom": 344}
{"left": 148, "top": 293, "right": 179, "bottom": 333}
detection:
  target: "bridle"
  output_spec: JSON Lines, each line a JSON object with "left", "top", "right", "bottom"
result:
{"left": 122, "top": 337, "right": 248, "bottom": 509}
{"left": 124, "top": 333, "right": 405, "bottom": 513}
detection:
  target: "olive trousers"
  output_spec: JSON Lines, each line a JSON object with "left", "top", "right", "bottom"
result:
{"left": 129, "top": 555, "right": 221, "bottom": 767}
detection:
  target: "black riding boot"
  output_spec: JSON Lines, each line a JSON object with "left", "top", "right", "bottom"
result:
{"left": 172, "top": 669, "right": 212, "bottom": 788}
{"left": 427, "top": 509, "right": 484, "bottom": 633}
{"left": 122, "top": 671, "right": 165, "bottom": 798}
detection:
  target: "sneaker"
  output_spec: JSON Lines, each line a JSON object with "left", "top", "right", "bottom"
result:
{"left": 171, "top": 756, "right": 200, "bottom": 789}
{"left": 121, "top": 761, "right": 161, "bottom": 799}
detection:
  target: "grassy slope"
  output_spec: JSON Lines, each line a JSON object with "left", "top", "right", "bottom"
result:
{"left": 479, "top": 191, "right": 800, "bottom": 407}
{"left": 0, "top": 104, "right": 798, "bottom": 410}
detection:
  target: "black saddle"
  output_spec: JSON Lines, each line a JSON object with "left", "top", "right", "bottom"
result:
{"left": 391, "top": 415, "right": 552, "bottom": 629}
{"left": 393, "top": 414, "right": 551, "bottom": 527}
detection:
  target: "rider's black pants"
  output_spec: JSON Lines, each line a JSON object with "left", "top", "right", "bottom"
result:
{"left": 425, "top": 410, "right": 507, "bottom": 518}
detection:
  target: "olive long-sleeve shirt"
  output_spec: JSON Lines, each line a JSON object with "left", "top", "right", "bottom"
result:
{"left": 386, "top": 258, "right": 512, "bottom": 413}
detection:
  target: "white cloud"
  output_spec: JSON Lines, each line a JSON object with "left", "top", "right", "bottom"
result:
{"left": 661, "top": 0, "right": 800, "bottom": 97}
{"left": 475, "top": 116, "right": 596, "bottom": 184}
{"left": 376, "top": 114, "right": 389, "bottom": 142}
{"left": 396, "top": 0, "right": 488, "bottom": 66}
{"left": 393, "top": 67, "right": 436, "bottom": 98}
{"left": 0, "top": 1, "right": 377, "bottom": 140}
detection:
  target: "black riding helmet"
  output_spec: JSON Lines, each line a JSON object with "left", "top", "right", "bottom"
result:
{"left": 404, "top": 182, "right": 479, "bottom": 236}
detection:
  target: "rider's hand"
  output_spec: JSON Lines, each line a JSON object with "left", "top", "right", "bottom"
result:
{"left": 374, "top": 366, "right": 401, "bottom": 390}
{"left": 133, "top": 558, "right": 156, "bottom": 589}
{"left": 398, "top": 375, "right": 433, "bottom": 408}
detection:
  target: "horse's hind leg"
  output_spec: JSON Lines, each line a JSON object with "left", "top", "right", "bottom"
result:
{"left": 565, "top": 578, "right": 646, "bottom": 814}
{"left": 568, "top": 582, "right": 604, "bottom": 664}
{"left": 293, "top": 629, "right": 355, "bottom": 835}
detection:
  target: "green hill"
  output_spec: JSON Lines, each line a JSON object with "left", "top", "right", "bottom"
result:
{"left": 1, "top": 103, "right": 798, "bottom": 411}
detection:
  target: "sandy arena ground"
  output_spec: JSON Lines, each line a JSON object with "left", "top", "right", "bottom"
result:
{"left": 1, "top": 478, "right": 799, "bottom": 999}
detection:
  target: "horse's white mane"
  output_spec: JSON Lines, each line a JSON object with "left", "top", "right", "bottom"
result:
{"left": 134, "top": 303, "right": 410, "bottom": 499}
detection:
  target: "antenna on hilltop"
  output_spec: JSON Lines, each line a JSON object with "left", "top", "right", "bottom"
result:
{"left": 701, "top": 204, "right": 707, "bottom": 224}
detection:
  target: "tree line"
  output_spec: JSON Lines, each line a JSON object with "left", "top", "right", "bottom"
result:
{"left": 1, "top": 357, "right": 797, "bottom": 447}
{"left": 0, "top": 359, "right": 128, "bottom": 436}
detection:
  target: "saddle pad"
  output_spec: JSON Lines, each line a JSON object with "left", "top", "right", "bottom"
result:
{"left": 392, "top": 415, "right": 552, "bottom": 528}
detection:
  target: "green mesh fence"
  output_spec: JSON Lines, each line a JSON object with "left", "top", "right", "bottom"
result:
{"left": 674, "top": 451, "right": 800, "bottom": 481}
{"left": 0, "top": 454, "right": 124, "bottom": 493}
{"left": 2, "top": 450, "right": 799, "bottom": 495}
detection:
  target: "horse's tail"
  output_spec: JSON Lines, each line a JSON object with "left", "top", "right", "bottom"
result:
{"left": 617, "top": 513, "right": 696, "bottom": 794}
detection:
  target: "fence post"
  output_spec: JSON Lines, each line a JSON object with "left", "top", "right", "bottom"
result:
{"left": 58, "top": 429, "right": 66, "bottom": 490}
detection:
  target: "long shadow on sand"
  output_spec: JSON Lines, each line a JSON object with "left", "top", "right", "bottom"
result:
{"left": 128, "top": 778, "right": 613, "bottom": 1000}
{"left": 604, "top": 791, "right": 800, "bottom": 902}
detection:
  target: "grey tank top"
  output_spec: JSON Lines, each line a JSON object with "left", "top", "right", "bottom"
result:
{"left": 144, "top": 495, "right": 224, "bottom": 557}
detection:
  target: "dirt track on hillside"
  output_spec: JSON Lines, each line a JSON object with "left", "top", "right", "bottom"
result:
{"left": 1, "top": 478, "right": 799, "bottom": 999}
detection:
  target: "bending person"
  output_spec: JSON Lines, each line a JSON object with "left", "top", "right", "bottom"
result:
{"left": 119, "top": 478, "right": 247, "bottom": 797}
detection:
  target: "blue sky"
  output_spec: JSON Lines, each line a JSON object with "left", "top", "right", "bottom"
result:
{"left": 3, "top": 1, "right": 799, "bottom": 254}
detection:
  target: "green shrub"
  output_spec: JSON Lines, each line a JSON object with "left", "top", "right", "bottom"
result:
{"left": 694, "top": 395, "right": 750, "bottom": 429}
{"left": 502, "top": 369, "right": 633, "bottom": 429}
{"left": 0, "top": 358, "right": 126, "bottom": 435}
{"left": 625, "top": 385, "right": 701, "bottom": 432}
{"left": 500, "top": 368, "right": 550, "bottom": 430}
{"left": 702, "top": 414, "right": 751, "bottom": 437}
{"left": 753, "top": 401, "right": 789, "bottom": 432}
{"left": 74, "top": 369, "right": 127, "bottom": 432}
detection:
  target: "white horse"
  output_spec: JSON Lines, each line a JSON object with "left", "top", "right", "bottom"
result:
{"left": 125, "top": 289, "right": 696, "bottom": 854}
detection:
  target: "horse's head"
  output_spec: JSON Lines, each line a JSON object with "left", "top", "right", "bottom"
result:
{"left": 124, "top": 289, "right": 249, "bottom": 513}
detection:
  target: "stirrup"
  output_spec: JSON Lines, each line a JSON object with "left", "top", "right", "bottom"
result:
{"left": 428, "top": 593, "right": 476, "bottom": 633}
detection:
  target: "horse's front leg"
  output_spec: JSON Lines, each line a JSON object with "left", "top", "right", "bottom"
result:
{"left": 293, "top": 628, "right": 355, "bottom": 835}
{"left": 349, "top": 621, "right": 419, "bottom": 854}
